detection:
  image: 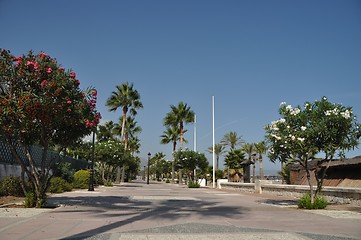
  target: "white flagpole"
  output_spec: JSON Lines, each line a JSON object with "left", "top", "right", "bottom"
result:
{"left": 194, "top": 114, "right": 197, "bottom": 179}
{"left": 212, "top": 96, "right": 215, "bottom": 188}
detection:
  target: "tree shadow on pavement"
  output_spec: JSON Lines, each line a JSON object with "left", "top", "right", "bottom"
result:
{"left": 48, "top": 191, "right": 249, "bottom": 239}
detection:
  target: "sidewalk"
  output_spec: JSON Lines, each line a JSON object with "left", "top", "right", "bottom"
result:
{"left": 0, "top": 181, "right": 360, "bottom": 240}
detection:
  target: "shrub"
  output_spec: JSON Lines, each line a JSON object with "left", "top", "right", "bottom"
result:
{"left": 48, "top": 177, "right": 73, "bottom": 193}
{"left": 188, "top": 181, "right": 200, "bottom": 188}
{"left": 52, "top": 162, "right": 74, "bottom": 183}
{"left": 24, "top": 192, "right": 35, "bottom": 208}
{"left": 0, "top": 176, "right": 24, "bottom": 197}
{"left": 298, "top": 193, "right": 328, "bottom": 209}
{"left": 103, "top": 181, "right": 113, "bottom": 187}
{"left": 73, "top": 170, "right": 90, "bottom": 189}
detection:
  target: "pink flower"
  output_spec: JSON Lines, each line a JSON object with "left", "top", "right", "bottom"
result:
{"left": 59, "top": 67, "right": 65, "bottom": 72}
{"left": 91, "top": 89, "right": 97, "bottom": 97}
{"left": 74, "top": 79, "right": 80, "bottom": 86}
{"left": 34, "top": 62, "right": 39, "bottom": 70}
{"left": 41, "top": 80, "right": 48, "bottom": 88}
{"left": 47, "top": 68, "right": 52, "bottom": 73}
{"left": 70, "top": 71, "right": 76, "bottom": 79}
{"left": 39, "top": 52, "right": 47, "bottom": 58}
{"left": 67, "top": 100, "right": 72, "bottom": 104}
{"left": 14, "top": 56, "right": 23, "bottom": 66}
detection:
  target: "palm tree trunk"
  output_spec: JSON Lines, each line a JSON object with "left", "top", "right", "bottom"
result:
{"left": 259, "top": 157, "right": 263, "bottom": 180}
{"left": 179, "top": 122, "right": 183, "bottom": 149}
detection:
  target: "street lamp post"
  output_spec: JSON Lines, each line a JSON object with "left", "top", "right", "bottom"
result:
{"left": 147, "top": 152, "right": 151, "bottom": 184}
{"left": 88, "top": 130, "right": 95, "bottom": 191}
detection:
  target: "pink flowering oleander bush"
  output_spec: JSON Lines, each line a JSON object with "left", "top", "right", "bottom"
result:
{"left": 0, "top": 49, "right": 101, "bottom": 207}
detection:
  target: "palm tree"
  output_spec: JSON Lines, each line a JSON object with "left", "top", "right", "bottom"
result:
{"left": 221, "top": 131, "right": 244, "bottom": 181}
{"left": 221, "top": 131, "right": 244, "bottom": 149}
{"left": 164, "top": 102, "right": 195, "bottom": 150}
{"left": 254, "top": 141, "right": 267, "bottom": 180}
{"left": 224, "top": 149, "right": 246, "bottom": 182}
{"left": 106, "top": 82, "right": 143, "bottom": 182}
{"left": 128, "top": 136, "right": 141, "bottom": 156}
{"left": 207, "top": 143, "right": 226, "bottom": 171}
{"left": 106, "top": 82, "right": 143, "bottom": 140}
{"left": 114, "top": 116, "right": 142, "bottom": 182}
{"left": 242, "top": 143, "right": 255, "bottom": 183}
{"left": 160, "top": 126, "right": 181, "bottom": 183}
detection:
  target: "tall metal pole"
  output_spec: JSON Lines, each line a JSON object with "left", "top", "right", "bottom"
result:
{"left": 147, "top": 152, "right": 151, "bottom": 184}
{"left": 193, "top": 114, "right": 197, "bottom": 180}
{"left": 212, "top": 96, "right": 215, "bottom": 188}
{"left": 88, "top": 130, "right": 95, "bottom": 191}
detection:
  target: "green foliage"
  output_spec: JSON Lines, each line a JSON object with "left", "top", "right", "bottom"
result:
{"left": 0, "top": 176, "right": 24, "bottom": 197}
{"left": 48, "top": 177, "right": 73, "bottom": 193}
{"left": 215, "top": 169, "right": 224, "bottom": 179}
{"left": 52, "top": 162, "right": 74, "bottom": 183}
{"left": 24, "top": 192, "right": 35, "bottom": 208}
{"left": 298, "top": 193, "right": 328, "bottom": 209}
{"left": 73, "top": 170, "right": 90, "bottom": 189}
{"left": 103, "top": 181, "right": 113, "bottom": 187}
{"left": 174, "top": 149, "right": 208, "bottom": 178}
{"left": 278, "top": 165, "right": 290, "bottom": 184}
{"left": 188, "top": 181, "right": 200, "bottom": 188}
{"left": 224, "top": 149, "right": 246, "bottom": 169}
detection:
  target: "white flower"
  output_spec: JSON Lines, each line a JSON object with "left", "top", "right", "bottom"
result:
{"left": 280, "top": 102, "right": 287, "bottom": 106}
{"left": 340, "top": 109, "right": 351, "bottom": 119}
{"left": 290, "top": 108, "right": 300, "bottom": 115}
{"left": 291, "top": 135, "right": 296, "bottom": 141}
{"left": 271, "top": 134, "right": 281, "bottom": 140}
{"left": 297, "top": 137, "right": 305, "bottom": 142}
{"left": 285, "top": 105, "right": 292, "bottom": 111}
{"left": 301, "top": 126, "right": 307, "bottom": 131}
{"left": 279, "top": 118, "right": 286, "bottom": 123}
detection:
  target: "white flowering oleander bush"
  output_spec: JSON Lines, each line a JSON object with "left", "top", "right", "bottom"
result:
{"left": 265, "top": 96, "right": 361, "bottom": 203}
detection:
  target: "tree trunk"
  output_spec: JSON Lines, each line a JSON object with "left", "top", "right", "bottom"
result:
{"left": 121, "top": 164, "right": 125, "bottom": 183}
{"left": 252, "top": 163, "right": 256, "bottom": 183}
{"left": 306, "top": 168, "right": 315, "bottom": 206}
{"left": 116, "top": 167, "right": 121, "bottom": 183}
{"left": 315, "top": 159, "right": 332, "bottom": 196}
{"left": 259, "top": 157, "right": 263, "bottom": 180}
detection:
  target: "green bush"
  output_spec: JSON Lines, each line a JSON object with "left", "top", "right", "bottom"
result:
{"left": 24, "top": 192, "right": 35, "bottom": 208}
{"left": 52, "top": 162, "right": 74, "bottom": 183}
{"left": 48, "top": 177, "right": 72, "bottom": 193}
{"left": 0, "top": 176, "right": 24, "bottom": 197}
{"left": 188, "top": 181, "right": 200, "bottom": 188}
{"left": 73, "top": 170, "right": 90, "bottom": 189}
{"left": 103, "top": 181, "right": 113, "bottom": 187}
{"left": 298, "top": 193, "right": 328, "bottom": 209}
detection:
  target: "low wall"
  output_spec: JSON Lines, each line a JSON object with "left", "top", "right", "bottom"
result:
{"left": 0, "top": 163, "right": 23, "bottom": 180}
{"left": 219, "top": 181, "right": 361, "bottom": 206}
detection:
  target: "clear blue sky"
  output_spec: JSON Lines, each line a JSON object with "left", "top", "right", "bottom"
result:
{"left": 1, "top": 0, "right": 361, "bottom": 174}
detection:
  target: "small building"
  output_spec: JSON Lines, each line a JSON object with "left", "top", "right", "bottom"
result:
{"left": 288, "top": 156, "right": 361, "bottom": 188}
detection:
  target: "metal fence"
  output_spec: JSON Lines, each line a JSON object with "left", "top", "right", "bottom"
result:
{"left": 0, "top": 140, "right": 89, "bottom": 171}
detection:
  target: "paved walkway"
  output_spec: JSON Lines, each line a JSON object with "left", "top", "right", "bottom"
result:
{"left": 0, "top": 181, "right": 360, "bottom": 240}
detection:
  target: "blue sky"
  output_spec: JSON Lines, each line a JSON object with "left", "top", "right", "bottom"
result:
{"left": 1, "top": 0, "right": 361, "bottom": 174}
